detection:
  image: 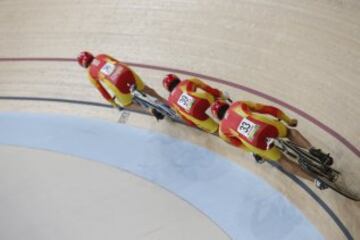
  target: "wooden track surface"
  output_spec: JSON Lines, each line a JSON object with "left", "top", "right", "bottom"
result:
{"left": 0, "top": 0, "right": 359, "bottom": 239}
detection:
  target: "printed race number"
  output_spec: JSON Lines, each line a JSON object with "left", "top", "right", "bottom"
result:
{"left": 237, "top": 118, "right": 259, "bottom": 140}
{"left": 100, "top": 63, "right": 116, "bottom": 76}
{"left": 177, "top": 93, "right": 195, "bottom": 111}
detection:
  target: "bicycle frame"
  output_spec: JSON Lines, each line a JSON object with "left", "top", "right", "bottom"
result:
{"left": 129, "top": 86, "right": 182, "bottom": 122}
{"left": 269, "top": 138, "right": 338, "bottom": 180}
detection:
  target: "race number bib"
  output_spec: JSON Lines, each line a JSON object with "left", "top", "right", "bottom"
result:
{"left": 237, "top": 118, "right": 259, "bottom": 140}
{"left": 177, "top": 93, "right": 195, "bottom": 112}
{"left": 100, "top": 63, "right": 116, "bottom": 76}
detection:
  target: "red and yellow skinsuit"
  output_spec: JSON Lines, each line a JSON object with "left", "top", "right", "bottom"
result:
{"left": 87, "top": 54, "right": 145, "bottom": 107}
{"left": 167, "top": 78, "right": 223, "bottom": 133}
{"left": 219, "top": 101, "right": 293, "bottom": 160}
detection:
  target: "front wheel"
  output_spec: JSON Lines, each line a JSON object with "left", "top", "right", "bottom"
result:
{"left": 276, "top": 139, "right": 359, "bottom": 201}
{"left": 301, "top": 163, "right": 359, "bottom": 201}
{"left": 315, "top": 175, "right": 360, "bottom": 201}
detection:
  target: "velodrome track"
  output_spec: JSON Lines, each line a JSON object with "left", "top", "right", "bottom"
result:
{"left": 0, "top": 1, "right": 359, "bottom": 239}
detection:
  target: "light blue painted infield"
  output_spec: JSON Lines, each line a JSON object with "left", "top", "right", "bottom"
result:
{"left": 0, "top": 112, "right": 322, "bottom": 240}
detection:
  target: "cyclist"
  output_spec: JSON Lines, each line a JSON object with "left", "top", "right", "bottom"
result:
{"left": 162, "top": 74, "right": 227, "bottom": 134}
{"left": 211, "top": 99, "right": 333, "bottom": 189}
{"left": 77, "top": 51, "right": 166, "bottom": 120}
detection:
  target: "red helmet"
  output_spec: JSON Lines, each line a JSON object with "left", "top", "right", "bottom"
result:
{"left": 163, "top": 74, "right": 180, "bottom": 92}
{"left": 211, "top": 100, "right": 230, "bottom": 120}
{"left": 77, "top": 51, "right": 94, "bottom": 68}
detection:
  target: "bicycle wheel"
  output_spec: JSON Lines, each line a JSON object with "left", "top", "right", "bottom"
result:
{"left": 133, "top": 95, "right": 182, "bottom": 122}
{"left": 315, "top": 175, "right": 360, "bottom": 201}
{"left": 280, "top": 140, "right": 359, "bottom": 201}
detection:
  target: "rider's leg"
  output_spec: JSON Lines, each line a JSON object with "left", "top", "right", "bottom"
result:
{"left": 277, "top": 153, "right": 314, "bottom": 182}
{"left": 286, "top": 128, "right": 312, "bottom": 149}
{"left": 253, "top": 147, "right": 327, "bottom": 188}
{"left": 112, "top": 90, "right": 152, "bottom": 114}
{"left": 253, "top": 142, "right": 313, "bottom": 181}
{"left": 132, "top": 72, "right": 168, "bottom": 103}
{"left": 253, "top": 142, "right": 314, "bottom": 181}
{"left": 256, "top": 115, "right": 312, "bottom": 150}
{"left": 112, "top": 82, "right": 165, "bottom": 119}
{"left": 197, "top": 117, "right": 219, "bottom": 134}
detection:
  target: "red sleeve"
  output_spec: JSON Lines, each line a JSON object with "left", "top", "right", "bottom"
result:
{"left": 219, "top": 124, "right": 243, "bottom": 147}
{"left": 97, "top": 82, "right": 113, "bottom": 101}
{"left": 88, "top": 67, "right": 113, "bottom": 102}
{"left": 229, "top": 136, "right": 243, "bottom": 146}
{"left": 242, "top": 101, "right": 285, "bottom": 119}
{"left": 256, "top": 105, "right": 283, "bottom": 118}
{"left": 189, "top": 79, "right": 222, "bottom": 98}
{"left": 205, "top": 87, "right": 222, "bottom": 99}
{"left": 182, "top": 116, "right": 197, "bottom": 127}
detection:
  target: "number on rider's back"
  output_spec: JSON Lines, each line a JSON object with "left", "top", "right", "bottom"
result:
{"left": 237, "top": 118, "right": 259, "bottom": 140}
{"left": 177, "top": 93, "right": 195, "bottom": 111}
{"left": 239, "top": 122, "right": 251, "bottom": 133}
{"left": 100, "top": 63, "right": 116, "bottom": 76}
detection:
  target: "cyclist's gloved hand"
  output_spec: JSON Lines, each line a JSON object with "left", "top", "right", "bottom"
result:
{"left": 151, "top": 108, "right": 165, "bottom": 121}
{"left": 288, "top": 118, "right": 298, "bottom": 127}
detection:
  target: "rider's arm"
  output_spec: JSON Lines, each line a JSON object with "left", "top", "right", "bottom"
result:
{"left": 182, "top": 117, "right": 197, "bottom": 127}
{"left": 172, "top": 106, "right": 196, "bottom": 127}
{"left": 242, "top": 101, "right": 293, "bottom": 124}
{"left": 219, "top": 130, "right": 232, "bottom": 143}
{"left": 189, "top": 78, "right": 223, "bottom": 99}
{"left": 88, "top": 74, "right": 117, "bottom": 107}
{"left": 219, "top": 130, "right": 247, "bottom": 149}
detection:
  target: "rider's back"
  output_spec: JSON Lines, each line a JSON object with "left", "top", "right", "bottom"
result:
{"left": 88, "top": 54, "right": 144, "bottom": 106}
